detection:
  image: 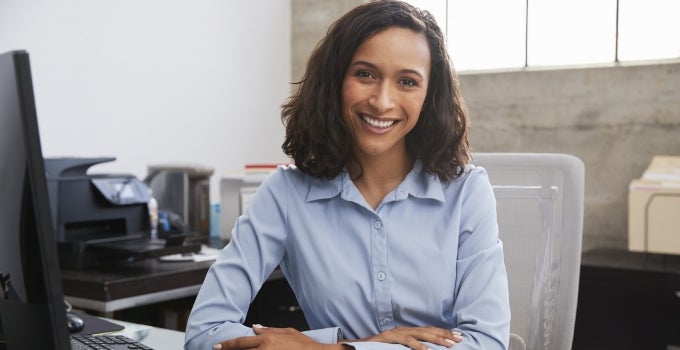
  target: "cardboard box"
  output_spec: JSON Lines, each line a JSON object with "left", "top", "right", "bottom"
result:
{"left": 628, "top": 156, "right": 680, "bottom": 255}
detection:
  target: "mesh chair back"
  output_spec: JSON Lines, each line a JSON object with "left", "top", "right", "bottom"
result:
{"left": 472, "top": 153, "right": 585, "bottom": 350}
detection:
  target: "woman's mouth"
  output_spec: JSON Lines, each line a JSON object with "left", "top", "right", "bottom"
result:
{"left": 360, "top": 114, "right": 396, "bottom": 129}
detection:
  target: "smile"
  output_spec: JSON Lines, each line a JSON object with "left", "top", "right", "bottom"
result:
{"left": 360, "top": 114, "right": 396, "bottom": 129}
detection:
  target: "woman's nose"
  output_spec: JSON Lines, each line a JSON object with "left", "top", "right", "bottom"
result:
{"left": 368, "top": 82, "right": 396, "bottom": 112}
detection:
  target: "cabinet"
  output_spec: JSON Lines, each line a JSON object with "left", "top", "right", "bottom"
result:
{"left": 245, "top": 277, "right": 309, "bottom": 330}
{"left": 573, "top": 249, "right": 680, "bottom": 350}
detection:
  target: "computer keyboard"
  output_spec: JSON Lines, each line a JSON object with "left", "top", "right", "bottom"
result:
{"left": 70, "top": 334, "right": 154, "bottom": 350}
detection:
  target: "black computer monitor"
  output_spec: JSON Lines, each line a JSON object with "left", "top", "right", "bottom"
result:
{"left": 0, "top": 50, "right": 71, "bottom": 349}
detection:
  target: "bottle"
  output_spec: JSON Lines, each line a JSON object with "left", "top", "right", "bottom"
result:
{"left": 210, "top": 203, "right": 221, "bottom": 238}
{"left": 148, "top": 192, "right": 159, "bottom": 240}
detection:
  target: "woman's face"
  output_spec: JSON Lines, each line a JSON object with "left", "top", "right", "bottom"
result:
{"left": 341, "top": 27, "right": 431, "bottom": 161}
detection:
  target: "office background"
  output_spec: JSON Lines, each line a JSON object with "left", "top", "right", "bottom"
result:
{"left": 1, "top": 0, "right": 680, "bottom": 252}
{"left": 0, "top": 0, "right": 292, "bottom": 205}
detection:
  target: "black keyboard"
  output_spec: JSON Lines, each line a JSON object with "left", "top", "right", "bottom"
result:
{"left": 70, "top": 334, "right": 154, "bottom": 350}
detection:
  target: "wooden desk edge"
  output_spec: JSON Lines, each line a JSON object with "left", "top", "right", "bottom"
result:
{"left": 66, "top": 284, "right": 202, "bottom": 314}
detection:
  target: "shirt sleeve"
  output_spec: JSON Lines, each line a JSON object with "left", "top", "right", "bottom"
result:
{"left": 449, "top": 168, "right": 511, "bottom": 349}
{"left": 184, "top": 169, "right": 293, "bottom": 349}
{"left": 342, "top": 340, "right": 467, "bottom": 349}
{"left": 302, "top": 327, "right": 344, "bottom": 344}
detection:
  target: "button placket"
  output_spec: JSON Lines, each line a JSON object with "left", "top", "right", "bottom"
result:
{"left": 377, "top": 271, "right": 386, "bottom": 281}
{"left": 371, "top": 215, "right": 393, "bottom": 331}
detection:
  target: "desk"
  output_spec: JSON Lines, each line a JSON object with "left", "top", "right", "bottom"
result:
{"left": 61, "top": 256, "right": 289, "bottom": 329}
{"left": 573, "top": 248, "right": 680, "bottom": 350}
{"left": 62, "top": 258, "right": 216, "bottom": 317}
{"left": 107, "top": 318, "right": 185, "bottom": 350}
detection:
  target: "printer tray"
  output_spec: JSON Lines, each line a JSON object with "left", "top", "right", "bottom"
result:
{"left": 89, "top": 237, "right": 200, "bottom": 258}
{"left": 59, "top": 233, "right": 201, "bottom": 268}
{"left": 91, "top": 237, "right": 185, "bottom": 253}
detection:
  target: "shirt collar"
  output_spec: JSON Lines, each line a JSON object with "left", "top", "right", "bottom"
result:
{"left": 305, "top": 160, "right": 445, "bottom": 204}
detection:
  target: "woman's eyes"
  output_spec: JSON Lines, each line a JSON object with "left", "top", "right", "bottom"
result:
{"left": 399, "top": 78, "right": 418, "bottom": 87}
{"left": 354, "top": 70, "right": 419, "bottom": 88}
{"left": 355, "top": 70, "right": 374, "bottom": 79}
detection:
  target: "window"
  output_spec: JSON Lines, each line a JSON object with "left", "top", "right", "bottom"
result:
{"left": 617, "top": 0, "right": 680, "bottom": 61}
{"left": 526, "top": 0, "right": 616, "bottom": 67}
{"left": 405, "top": 0, "right": 680, "bottom": 71}
{"left": 448, "top": 0, "right": 526, "bottom": 71}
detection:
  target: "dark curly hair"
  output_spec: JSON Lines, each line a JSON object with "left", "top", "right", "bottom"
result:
{"left": 281, "top": 0, "right": 470, "bottom": 181}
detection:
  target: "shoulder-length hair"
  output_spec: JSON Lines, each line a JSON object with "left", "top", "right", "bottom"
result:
{"left": 281, "top": 0, "right": 470, "bottom": 181}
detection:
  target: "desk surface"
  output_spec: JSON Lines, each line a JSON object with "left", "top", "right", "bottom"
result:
{"left": 107, "top": 318, "right": 185, "bottom": 350}
{"left": 62, "top": 258, "right": 214, "bottom": 314}
{"left": 574, "top": 248, "right": 680, "bottom": 349}
{"left": 581, "top": 248, "right": 680, "bottom": 273}
{"left": 62, "top": 258, "right": 215, "bottom": 301}
{"left": 62, "top": 255, "right": 285, "bottom": 314}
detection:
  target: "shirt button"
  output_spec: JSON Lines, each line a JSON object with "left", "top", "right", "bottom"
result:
{"left": 382, "top": 318, "right": 392, "bottom": 325}
{"left": 374, "top": 221, "right": 382, "bottom": 229}
{"left": 377, "top": 272, "right": 386, "bottom": 281}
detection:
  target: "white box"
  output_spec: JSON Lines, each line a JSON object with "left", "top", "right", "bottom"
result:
{"left": 628, "top": 156, "right": 680, "bottom": 255}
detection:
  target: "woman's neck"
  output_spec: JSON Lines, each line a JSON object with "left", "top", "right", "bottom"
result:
{"left": 348, "top": 152, "right": 415, "bottom": 209}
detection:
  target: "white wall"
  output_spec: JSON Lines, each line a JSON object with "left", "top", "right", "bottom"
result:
{"left": 0, "top": 0, "right": 291, "bottom": 202}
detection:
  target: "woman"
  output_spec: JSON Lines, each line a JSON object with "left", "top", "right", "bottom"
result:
{"left": 185, "top": 1, "right": 510, "bottom": 349}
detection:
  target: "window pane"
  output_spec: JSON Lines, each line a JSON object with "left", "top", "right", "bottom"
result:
{"left": 447, "top": 0, "right": 526, "bottom": 71}
{"left": 618, "top": 0, "right": 680, "bottom": 61}
{"left": 527, "top": 0, "right": 616, "bottom": 66}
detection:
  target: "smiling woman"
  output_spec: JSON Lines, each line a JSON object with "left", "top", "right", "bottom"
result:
{"left": 341, "top": 27, "right": 430, "bottom": 192}
{"left": 185, "top": 1, "right": 510, "bottom": 350}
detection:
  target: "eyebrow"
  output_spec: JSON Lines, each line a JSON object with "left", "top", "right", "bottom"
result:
{"left": 349, "top": 61, "right": 426, "bottom": 80}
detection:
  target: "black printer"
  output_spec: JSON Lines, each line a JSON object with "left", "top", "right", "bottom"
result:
{"left": 44, "top": 157, "right": 199, "bottom": 268}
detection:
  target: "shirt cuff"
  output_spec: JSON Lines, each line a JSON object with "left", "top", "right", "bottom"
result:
{"left": 302, "top": 327, "right": 343, "bottom": 344}
{"left": 341, "top": 342, "right": 407, "bottom": 349}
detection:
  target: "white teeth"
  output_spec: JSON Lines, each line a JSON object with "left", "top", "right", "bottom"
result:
{"left": 361, "top": 114, "right": 395, "bottom": 128}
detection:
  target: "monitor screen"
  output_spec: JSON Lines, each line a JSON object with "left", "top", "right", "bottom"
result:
{"left": 0, "top": 50, "right": 71, "bottom": 349}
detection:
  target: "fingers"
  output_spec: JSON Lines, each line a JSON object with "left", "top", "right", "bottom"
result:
{"left": 381, "top": 326, "right": 463, "bottom": 349}
{"left": 399, "top": 334, "right": 432, "bottom": 350}
{"left": 252, "top": 324, "right": 267, "bottom": 335}
{"left": 252, "top": 325, "right": 297, "bottom": 335}
{"left": 422, "top": 327, "right": 463, "bottom": 347}
{"left": 215, "top": 335, "right": 259, "bottom": 349}
{"left": 442, "top": 330, "right": 464, "bottom": 348}
{"left": 213, "top": 325, "right": 304, "bottom": 350}
{"left": 451, "top": 330, "right": 463, "bottom": 343}
{"left": 215, "top": 325, "right": 270, "bottom": 349}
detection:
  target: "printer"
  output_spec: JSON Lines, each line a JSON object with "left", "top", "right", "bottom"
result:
{"left": 629, "top": 155, "right": 680, "bottom": 255}
{"left": 45, "top": 157, "right": 199, "bottom": 268}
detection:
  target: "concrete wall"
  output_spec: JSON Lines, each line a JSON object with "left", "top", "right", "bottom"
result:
{"left": 291, "top": 0, "right": 680, "bottom": 251}
{"left": 291, "top": 0, "right": 366, "bottom": 82}
{"left": 461, "top": 63, "right": 680, "bottom": 250}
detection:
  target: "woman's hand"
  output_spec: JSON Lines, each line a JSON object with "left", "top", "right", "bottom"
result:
{"left": 358, "top": 326, "right": 463, "bottom": 350}
{"left": 214, "top": 325, "right": 346, "bottom": 350}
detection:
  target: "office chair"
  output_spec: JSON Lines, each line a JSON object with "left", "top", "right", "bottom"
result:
{"left": 472, "top": 153, "right": 585, "bottom": 350}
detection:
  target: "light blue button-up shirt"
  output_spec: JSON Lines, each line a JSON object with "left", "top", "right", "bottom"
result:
{"left": 185, "top": 161, "right": 510, "bottom": 349}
